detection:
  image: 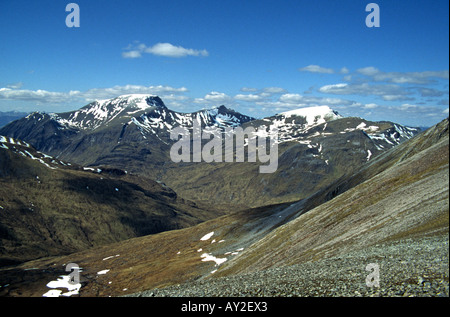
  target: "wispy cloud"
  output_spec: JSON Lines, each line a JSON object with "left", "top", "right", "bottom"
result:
{"left": 1, "top": 79, "right": 447, "bottom": 127}
{"left": 6, "top": 82, "right": 23, "bottom": 89}
{"left": 299, "top": 65, "right": 334, "bottom": 74}
{"left": 123, "top": 42, "right": 209, "bottom": 58}
{"left": 194, "top": 91, "right": 232, "bottom": 106}
{"left": 0, "top": 87, "right": 80, "bottom": 104}
{"left": 318, "top": 82, "right": 414, "bottom": 101}
{"left": 0, "top": 85, "right": 188, "bottom": 106}
{"left": 356, "top": 67, "right": 449, "bottom": 84}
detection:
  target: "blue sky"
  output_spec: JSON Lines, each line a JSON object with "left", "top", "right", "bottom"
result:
{"left": 0, "top": 0, "right": 448, "bottom": 127}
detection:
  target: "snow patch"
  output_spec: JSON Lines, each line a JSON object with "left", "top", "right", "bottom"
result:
{"left": 200, "top": 253, "right": 227, "bottom": 266}
{"left": 200, "top": 232, "right": 214, "bottom": 241}
{"left": 43, "top": 275, "right": 82, "bottom": 297}
{"left": 102, "top": 254, "right": 120, "bottom": 261}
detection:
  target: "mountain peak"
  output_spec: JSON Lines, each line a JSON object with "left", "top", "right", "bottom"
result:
{"left": 280, "top": 105, "right": 341, "bottom": 120}
{"left": 53, "top": 95, "right": 167, "bottom": 130}
{"left": 271, "top": 105, "right": 342, "bottom": 129}
{"left": 93, "top": 94, "right": 166, "bottom": 111}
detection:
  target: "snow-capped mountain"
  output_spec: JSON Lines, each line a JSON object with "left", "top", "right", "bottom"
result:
{"left": 53, "top": 94, "right": 167, "bottom": 130}
{"left": 130, "top": 104, "right": 255, "bottom": 139}
{"left": 245, "top": 105, "right": 419, "bottom": 149}
{"left": 20, "top": 94, "right": 255, "bottom": 138}
{"left": 0, "top": 95, "right": 421, "bottom": 207}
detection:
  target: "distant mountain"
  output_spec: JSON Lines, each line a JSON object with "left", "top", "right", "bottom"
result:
{"left": 0, "top": 95, "right": 420, "bottom": 208}
{"left": 0, "top": 134, "right": 219, "bottom": 267}
{"left": 0, "top": 95, "right": 254, "bottom": 168}
{"left": 0, "top": 111, "right": 28, "bottom": 128}
{"left": 162, "top": 106, "right": 421, "bottom": 207}
{"left": 50, "top": 94, "right": 253, "bottom": 132}
{"left": 246, "top": 105, "right": 418, "bottom": 147}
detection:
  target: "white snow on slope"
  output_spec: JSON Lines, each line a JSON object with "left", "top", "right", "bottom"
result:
{"left": 265, "top": 106, "right": 342, "bottom": 144}
{"left": 200, "top": 232, "right": 214, "bottom": 241}
{"left": 54, "top": 94, "right": 159, "bottom": 130}
{"left": 42, "top": 275, "right": 82, "bottom": 297}
{"left": 200, "top": 253, "right": 228, "bottom": 266}
{"left": 280, "top": 106, "right": 341, "bottom": 126}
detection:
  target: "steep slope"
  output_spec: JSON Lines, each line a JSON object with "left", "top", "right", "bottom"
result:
{"left": 216, "top": 118, "right": 449, "bottom": 276}
{"left": 0, "top": 135, "right": 219, "bottom": 267}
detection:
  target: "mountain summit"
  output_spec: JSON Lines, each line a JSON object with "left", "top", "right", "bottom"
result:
{"left": 54, "top": 94, "right": 166, "bottom": 130}
{"left": 279, "top": 105, "right": 342, "bottom": 124}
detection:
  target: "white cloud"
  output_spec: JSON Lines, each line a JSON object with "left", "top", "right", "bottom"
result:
{"left": 356, "top": 67, "right": 449, "bottom": 85}
{"left": 234, "top": 94, "right": 263, "bottom": 102}
{"left": 240, "top": 87, "right": 259, "bottom": 92}
{"left": 399, "top": 103, "right": 418, "bottom": 111}
{"left": 0, "top": 87, "right": 78, "bottom": 103}
{"left": 205, "top": 91, "right": 230, "bottom": 102}
{"left": 357, "top": 66, "right": 380, "bottom": 76}
{"left": 319, "top": 83, "right": 349, "bottom": 94}
{"left": 299, "top": 65, "right": 334, "bottom": 74}
{"left": 122, "top": 50, "right": 142, "bottom": 59}
{"left": 6, "top": 82, "right": 23, "bottom": 89}
{"left": 318, "top": 82, "right": 413, "bottom": 101}
{"left": 0, "top": 85, "right": 188, "bottom": 105}
{"left": 262, "top": 87, "right": 287, "bottom": 94}
{"left": 234, "top": 87, "right": 287, "bottom": 103}
{"left": 194, "top": 91, "right": 232, "bottom": 106}
{"left": 364, "top": 103, "right": 379, "bottom": 109}
{"left": 252, "top": 93, "right": 353, "bottom": 114}
{"left": 82, "top": 85, "right": 188, "bottom": 100}
{"left": 146, "top": 43, "right": 208, "bottom": 58}
{"left": 340, "top": 67, "right": 350, "bottom": 74}
{"left": 279, "top": 93, "right": 303, "bottom": 103}
{"left": 123, "top": 42, "right": 209, "bottom": 58}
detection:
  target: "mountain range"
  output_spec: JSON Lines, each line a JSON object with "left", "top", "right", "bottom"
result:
{"left": 0, "top": 94, "right": 420, "bottom": 208}
{"left": 0, "top": 95, "right": 447, "bottom": 298}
